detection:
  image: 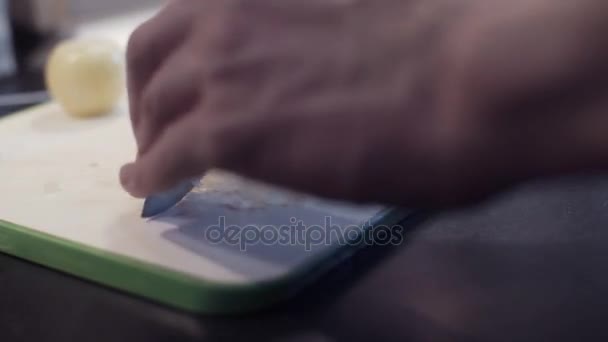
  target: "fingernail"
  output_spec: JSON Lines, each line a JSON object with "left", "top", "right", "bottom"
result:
{"left": 120, "top": 164, "right": 140, "bottom": 197}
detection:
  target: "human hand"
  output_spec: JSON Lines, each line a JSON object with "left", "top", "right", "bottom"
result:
{"left": 120, "top": 0, "right": 608, "bottom": 207}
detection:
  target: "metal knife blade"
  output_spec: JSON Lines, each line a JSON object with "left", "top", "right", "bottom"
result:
{"left": 141, "top": 177, "right": 201, "bottom": 218}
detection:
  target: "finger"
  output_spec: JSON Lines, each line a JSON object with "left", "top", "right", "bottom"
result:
{"left": 126, "top": 1, "right": 194, "bottom": 131}
{"left": 136, "top": 46, "right": 204, "bottom": 155}
{"left": 120, "top": 115, "right": 207, "bottom": 198}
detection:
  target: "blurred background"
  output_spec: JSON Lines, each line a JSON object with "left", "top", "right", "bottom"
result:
{"left": 0, "top": 0, "right": 161, "bottom": 115}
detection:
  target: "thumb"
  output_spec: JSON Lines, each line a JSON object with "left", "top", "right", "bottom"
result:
{"left": 120, "top": 116, "right": 207, "bottom": 198}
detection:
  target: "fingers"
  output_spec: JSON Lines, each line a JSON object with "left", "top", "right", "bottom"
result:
{"left": 126, "top": 1, "right": 194, "bottom": 137}
{"left": 120, "top": 114, "right": 207, "bottom": 198}
{"left": 136, "top": 46, "right": 204, "bottom": 154}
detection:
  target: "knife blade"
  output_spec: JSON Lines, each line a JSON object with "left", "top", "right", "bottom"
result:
{"left": 141, "top": 177, "right": 202, "bottom": 218}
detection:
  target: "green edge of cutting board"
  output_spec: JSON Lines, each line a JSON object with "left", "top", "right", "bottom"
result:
{"left": 0, "top": 204, "right": 412, "bottom": 314}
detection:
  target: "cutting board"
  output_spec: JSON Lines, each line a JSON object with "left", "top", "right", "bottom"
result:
{"left": 0, "top": 101, "right": 411, "bottom": 313}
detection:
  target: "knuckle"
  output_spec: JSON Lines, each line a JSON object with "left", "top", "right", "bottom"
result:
{"left": 140, "top": 86, "right": 160, "bottom": 119}
{"left": 126, "top": 25, "right": 151, "bottom": 68}
{"left": 201, "top": 1, "right": 249, "bottom": 56}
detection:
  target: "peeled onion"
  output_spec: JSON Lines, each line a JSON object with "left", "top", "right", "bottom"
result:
{"left": 45, "top": 39, "right": 125, "bottom": 118}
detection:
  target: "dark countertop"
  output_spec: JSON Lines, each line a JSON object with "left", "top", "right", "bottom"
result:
{"left": 2, "top": 174, "right": 608, "bottom": 342}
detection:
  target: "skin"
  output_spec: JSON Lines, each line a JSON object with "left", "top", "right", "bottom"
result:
{"left": 120, "top": 0, "right": 608, "bottom": 208}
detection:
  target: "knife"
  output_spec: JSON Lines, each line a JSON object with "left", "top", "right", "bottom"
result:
{"left": 141, "top": 176, "right": 202, "bottom": 218}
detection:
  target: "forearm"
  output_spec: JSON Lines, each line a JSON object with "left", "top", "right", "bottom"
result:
{"left": 518, "top": 0, "right": 608, "bottom": 176}
{"left": 444, "top": 0, "right": 608, "bottom": 179}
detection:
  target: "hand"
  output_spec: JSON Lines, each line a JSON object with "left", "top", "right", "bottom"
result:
{"left": 120, "top": 0, "right": 608, "bottom": 207}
